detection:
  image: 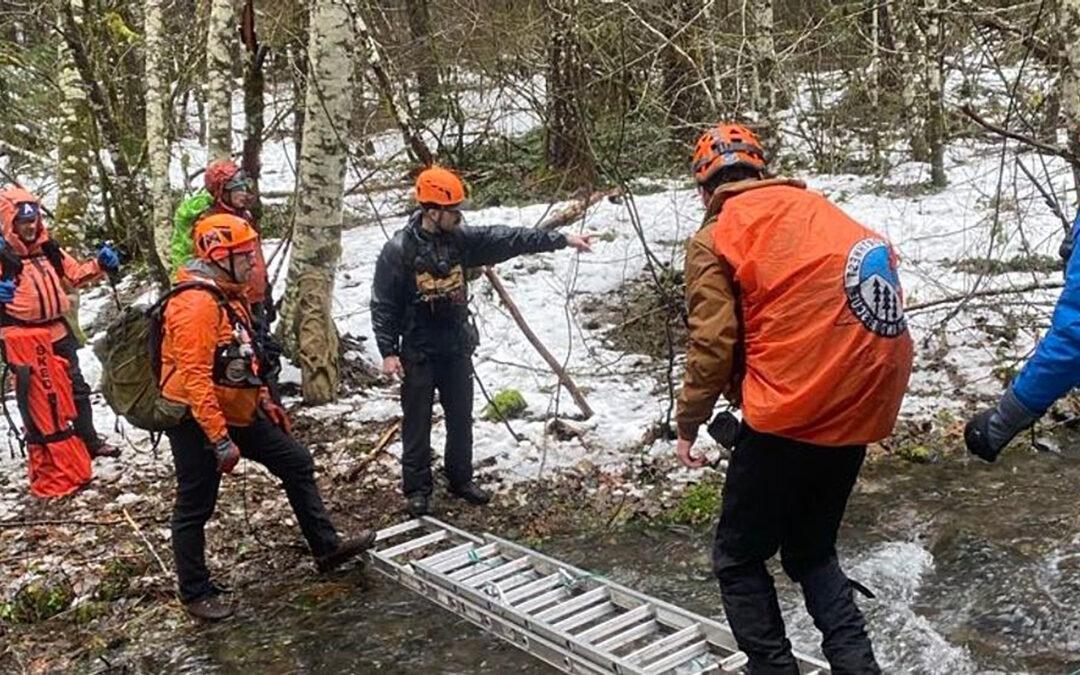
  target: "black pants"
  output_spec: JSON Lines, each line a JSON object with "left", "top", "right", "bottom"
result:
{"left": 166, "top": 417, "right": 340, "bottom": 603}
{"left": 52, "top": 333, "right": 101, "bottom": 451}
{"left": 400, "top": 353, "right": 473, "bottom": 496}
{"left": 713, "top": 425, "right": 880, "bottom": 675}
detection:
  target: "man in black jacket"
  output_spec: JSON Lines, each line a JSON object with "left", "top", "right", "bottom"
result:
{"left": 371, "top": 166, "right": 593, "bottom": 516}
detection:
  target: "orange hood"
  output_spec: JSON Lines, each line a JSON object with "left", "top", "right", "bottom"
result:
{"left": 0, "top": 187, "right": 51, "bottom": 256}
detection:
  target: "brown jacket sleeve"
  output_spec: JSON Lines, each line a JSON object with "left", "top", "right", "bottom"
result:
{"left": 677, "top": 221, "right": 739, "bottom": 441}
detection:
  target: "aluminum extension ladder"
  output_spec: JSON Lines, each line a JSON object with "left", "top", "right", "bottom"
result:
{"left": 369, "top": 517, "right": 830, "bottom": 674}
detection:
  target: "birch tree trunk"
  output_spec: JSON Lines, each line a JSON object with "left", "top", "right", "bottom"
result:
{"left": 279, "top": 0, "right": 353, "bottom": 404}
{"left": 750, "top": 0, "right": 778, "bottom": 147}
{"left": 53, "top": 13, "right": 91, "bottom": 246}
{"left": 206, "top": 0, "right": 235, "bottom": 161}
{"left": 925, "top": 0, "right": 947, "bottom": 186}
{"left": 545, "top": 0, "right": 595, "bottom": 188}
{"left": 869, "top": 0, "right": 881, "bottom": 170}
{"left": 1061, "top": 0, "right": 1080, "bottom": 193}
{"left": 146, "top": 0, "right": 173, "bottom": 271}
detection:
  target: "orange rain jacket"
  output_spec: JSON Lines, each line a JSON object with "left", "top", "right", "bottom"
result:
{"left": 159, "top": 261, "right": 264, "bottom": 443}
{"left": 0, "top": 188, "right": 104, "bottom": 341}
{"left": 677, "top": 178, "right": 913, "bottom": 446}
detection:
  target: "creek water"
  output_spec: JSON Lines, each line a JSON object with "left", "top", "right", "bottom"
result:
{"left": 132, "top": 449, "right": 1080, "bottom": 674}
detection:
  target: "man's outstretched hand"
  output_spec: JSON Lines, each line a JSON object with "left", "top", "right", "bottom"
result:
{"left": 566, "top": 233, "right": 596, "bottom": 253}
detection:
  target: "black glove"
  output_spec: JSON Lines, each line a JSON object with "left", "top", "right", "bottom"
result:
{"left": 964, "top": 389, "right": 1039, "bottom": 463}
{"left": 213, "top": 437, "right": 241, "bottom": 474}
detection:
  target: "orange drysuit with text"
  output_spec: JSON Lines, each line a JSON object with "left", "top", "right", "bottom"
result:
{"left": 677, "top": 178, "right": 913, "bottom": 446}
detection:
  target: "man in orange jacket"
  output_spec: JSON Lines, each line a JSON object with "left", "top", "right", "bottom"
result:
{"left": 0, "top": 187, "right": 121, "bottom": 459}
{"left": 676, "top": 124, "right": 913, "bottom": 673}
{"left": 162, "top": 214, "right": 374, "bottom": 621}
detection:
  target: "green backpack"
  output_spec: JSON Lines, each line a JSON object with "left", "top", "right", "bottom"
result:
{"left": 170, "top": 189, "right": 213, "bottom": 276}
{"left": 95, "top": 281, "right": 238, "bottom": 431}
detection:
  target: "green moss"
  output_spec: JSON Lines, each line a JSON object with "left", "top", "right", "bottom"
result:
{"left": 667, "top": 479, "right": 721, "bottom": 526}
{"left": 8, "top": 579, "right": 74, "bottom": 623}
{"left": 896, "top": 444, "right": 931, "bottom": 463}
{"left": 95, "top": 559, "right": 136, "bottom": 602}
{"left": 483, "top": 389, "right": 528, "bottom": 422}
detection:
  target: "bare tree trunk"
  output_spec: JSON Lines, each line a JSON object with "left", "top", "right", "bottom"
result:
{"left": 545, "top": 0, "right": 595, "bottom": 188}
{"left": 750, "top": 0, "right": 778, "bottom": 147}
{"left": 405, "top": 0, "right": 441, "bottom": 116}
{"left": 1062, "top": 0, "right": 1080, "bottom": 194}
{"left": 280, "top": 0, "right": 354, "bottom": 404}
{"left": 240, "top": 0, "right": 265, "bottom": 225}
{"left": 925, "top": 0, "right": 947, "bottom": 186}
{"left": 661, "top": 0, "right": 712, "bottom": 143}
{"left": 53, "top": 9, "right": 91, "bottom": 246}
{"left": 206, "top": 0, "right": 235, "bottom": 160}
{"left": 146, "top": 0, "right": 173, "bottom": 271}
{"left": 896, "top": 0, "right": 929, "bottom": 162}
{"left": 869, "top": 0, "right": 882, "bottom": 170}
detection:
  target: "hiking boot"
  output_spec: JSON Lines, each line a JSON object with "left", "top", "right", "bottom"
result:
{"left": 450, "top": 481, "right": 490, "bottom": 506}
{"left": 185, "top": 594, "right": 234, "bottom": 621}
{"left": 89, "top": 442, "right": 121, "bottom": 459}
{"left": 315, "top": 530, "right": 377, "bottom": 573}
{"left": 406, "top": 492, "right": 431, "bottom": 517}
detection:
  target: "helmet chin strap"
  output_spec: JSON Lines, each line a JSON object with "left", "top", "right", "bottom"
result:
{"left": 212, "top": 254, "right": 241, "bottom": 283}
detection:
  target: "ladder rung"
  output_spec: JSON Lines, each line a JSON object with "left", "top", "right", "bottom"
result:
{"left": 377, "top": 530, "right": 448, "bottom": 559}
{"left": 374, "top": 519, "right": 423, "bottom": 542}
{"left": 626, "top": 624, "right": 702, "bottom": 665}
{"left": 577, "top": 604, "right": 653, "bottom": 643}
{"left": 552, "top": 601, "right": 617, "bottom": 632}
{"left": 429, "top": 543, "right": 498, "bottom": 574}
{"left": 416, "top": 542, "right": 474, "bottom": 567}
{"left": 596, "top": 619, "right": 659, "bottom": 653}
{"left": 465, "top": 557, "right": 534, "bottom": 588}
{"left": 448, "top": 555, "right": 506, "bottom": 582}
{"left": 503, "top": 573, "right": 562, "bottom": 604}
{"left": 516, "top": 586, "right": 571, "bottom": 614}
{"left": 719, "top": 652, "right": 748, "bottom": 673}
{"left": 643, "top": 639, "right": 709, "bottom": 674}
{"left": 494, "top": 570, "right": 538, "bottom": 593}
{"left": 534, "top": 587, "right": 608, "bottom": 623}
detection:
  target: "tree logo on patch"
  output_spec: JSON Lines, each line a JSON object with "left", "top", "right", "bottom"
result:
{"left": 843, "top": 238, "right": 906, "bottom": 338}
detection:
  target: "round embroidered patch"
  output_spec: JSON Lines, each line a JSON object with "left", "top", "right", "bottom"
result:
{"left": 843, "top": 238, "right": 906, "bottom": 338}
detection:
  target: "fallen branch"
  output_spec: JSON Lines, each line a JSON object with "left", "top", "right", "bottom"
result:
{"left": 537, "top": 187, "right": 622, "bottom": 231}
{"left": 485, "top": 268, "right": 594, "bottom": 418}
{"left": 346, "top": 420, "right": 401, "bottom": 481}
{"left": 0, "top": 517, "right": 156, "bottom": 528}
{"left": 122, "top": 506, "right": 171, "bottom": 577}
{"left": 959, "top": 104, "right": 1080, "bottom": 167}
{"left": 907, "top": 280, "right": 1064, "bottom": 312}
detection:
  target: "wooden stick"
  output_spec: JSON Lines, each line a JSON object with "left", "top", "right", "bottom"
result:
{"left": 346, "top": 420, "right": 401, "bottom": 481}
{"left": 484, "top": 268, "right": 594, "bottom": 418}
{"left": 959, "top": 104, "right": 1080, "bottom": 167}
{"left": 122, "top": 506, "right": 170, "bottom": 577}
{"left": 907, "top": 280, "right": 1064, "bottom": 312}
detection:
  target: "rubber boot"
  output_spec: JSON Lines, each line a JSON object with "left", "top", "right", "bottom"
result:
{"left": 718, "top": 561, "right": 800, "bottom": 675}
{"left": 798, "top": 557, "right": 881, "bottom": 674}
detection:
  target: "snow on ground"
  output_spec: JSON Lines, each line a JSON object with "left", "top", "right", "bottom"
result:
{"left": 2, "top": 133, "right": 1073, "bottom": 505}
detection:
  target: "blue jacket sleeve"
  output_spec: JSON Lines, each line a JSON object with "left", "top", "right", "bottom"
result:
{"left": 1011, "top": 221, "right": 1080, "bottom": 413}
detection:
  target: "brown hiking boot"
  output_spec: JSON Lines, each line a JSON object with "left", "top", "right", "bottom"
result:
{"left": 315, "top": 530, "right": 377, "bottom": 573}
{"left": 185, "top": 594, "right": 234, "bottom": 621}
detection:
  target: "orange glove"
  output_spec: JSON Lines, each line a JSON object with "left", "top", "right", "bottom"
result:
{"left": 260, "top": 395, "right": 291, "bottom": 434}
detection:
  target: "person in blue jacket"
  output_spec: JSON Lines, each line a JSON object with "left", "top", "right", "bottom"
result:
{"left": 966, "top": 218, "right": 1080, "bottom": 460}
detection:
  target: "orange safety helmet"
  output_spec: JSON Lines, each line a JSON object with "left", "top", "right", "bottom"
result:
{"left": 193, "top": 213, "right": 258, "bottom": 262}
{"left": 415, "top": 166, "right": 466, "bottom": 207}
{"left": 691, "top": 123, "right": 767, "bottom": 185}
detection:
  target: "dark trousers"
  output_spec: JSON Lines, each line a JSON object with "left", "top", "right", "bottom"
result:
{"left": 400, "top": 353, "right": 473, "bottom": 496}
{"left": 713, "top": 425, "right": 880, "bottom": 675}
{"left": 52, "top": 333, "right": 101, "bottom": 450}
{"left": 166, "top": 417, "right": 340, "bottom": 603}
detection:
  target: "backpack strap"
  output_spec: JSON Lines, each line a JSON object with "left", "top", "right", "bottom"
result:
{"left": 39, "top": 240, "right": 65, "bottom": 280}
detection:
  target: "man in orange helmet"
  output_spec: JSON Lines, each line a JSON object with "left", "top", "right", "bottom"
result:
{"left": 676, "top": 123, "right": 913, "bottom": 673}
{"left": 162, "top": 214, "right": 374, "bottom": 621}
{"left": 371, "top": 166, "right": 594, "bottom": 517}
